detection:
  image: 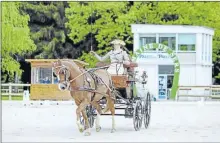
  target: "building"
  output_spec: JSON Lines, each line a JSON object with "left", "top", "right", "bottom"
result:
{"left": 131, "top": 24, "right": 214, "bottom": 100}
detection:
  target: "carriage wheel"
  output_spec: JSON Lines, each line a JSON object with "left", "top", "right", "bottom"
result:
{"left": 133, "top": 100, "right": 143, "bottom": 131}
{"left": 143, "top": 92, "right": 151, "bottom": 129}
{"left": 80, "top": 105, "right": 96, "bottom": 128}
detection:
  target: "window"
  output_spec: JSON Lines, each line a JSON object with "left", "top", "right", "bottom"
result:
{"left": 159, "top": 34, "right": 176, "bottom": 51}
{"left": 178, "top": 34, "right": 196, "bottom": 51}
{"left": 33, "top": 67, "right": 52, "bottom": 84}
{"left": 158, "top": 65, "right": 174, "bottom": 74}
{"left": 139, "top": 34, "right": 156, "bottom": 51}
{"left": 53, "top": 73, "right": 59, "bottom": 84}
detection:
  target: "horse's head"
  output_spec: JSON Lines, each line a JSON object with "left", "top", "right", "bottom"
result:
{"left": 52, "top": 60, "right": 71, "bottom": 91}
{"left": 52, "top": 59, "right": 90, "bottom": 91}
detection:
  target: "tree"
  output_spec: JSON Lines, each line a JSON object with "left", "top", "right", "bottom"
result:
{"left": 65, "top": 2, "right": 136, "bottom": 67}
{"left": 2, "top": 2, "right": 36, "bottom": 78}
{"left": 20, "top": 2, "right": 69, "bottom": 59}
{"left": 152, "top": 2, "right": 220, "bottom": 81}
{"left": 66, "top": 2, "right": 220, "bottom": 82}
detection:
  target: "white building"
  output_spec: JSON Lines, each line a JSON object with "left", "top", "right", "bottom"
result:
{"left": 131, "top": 24, "right": 214, "bottom": 100}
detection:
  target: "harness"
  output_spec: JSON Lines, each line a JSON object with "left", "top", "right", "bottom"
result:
{"left": 55, "top": 64, "right": 113, "bottom": 101}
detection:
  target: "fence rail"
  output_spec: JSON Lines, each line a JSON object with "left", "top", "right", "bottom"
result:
{"left": 176, "top": 85, "right": 220, "bottom": 101}
{"left": 1, "top": 83, "right": 31, "bottom": 100}
{"left": 1, "top": 83, "right": 220, "bottom": 101}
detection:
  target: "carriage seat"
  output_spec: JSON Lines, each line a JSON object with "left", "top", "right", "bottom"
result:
{"left": 123, "top": 62, "right": 138, "bottom": 68}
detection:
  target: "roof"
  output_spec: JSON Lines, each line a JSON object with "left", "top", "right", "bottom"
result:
{"left": 131, "top": 24, "right": 215, "bottom": 35}
{"left": 25, "top": 59, "right": 63, "bottom": 62}
{"left": 25, "top": 59, "right": 89, "bottom": 67}
{"left": 131, "top": 24, "right": 214, "bottom": 30}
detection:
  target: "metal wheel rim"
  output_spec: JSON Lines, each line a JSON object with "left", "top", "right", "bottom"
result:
{"left": 133, "top": 100, "right": 143, "bottom": 131}
{"left": 144, "top": 92, "right": 151, "bottom": 129}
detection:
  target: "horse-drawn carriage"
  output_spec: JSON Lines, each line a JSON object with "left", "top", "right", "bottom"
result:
{"left": 52, "top": 39, "right": 151, "bottom": 135}
{"left": 80, "top": 61, "right": 151, "bottom": 131}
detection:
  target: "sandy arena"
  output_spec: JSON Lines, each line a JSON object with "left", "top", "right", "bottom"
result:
{"left": 2, "top": 101, "right": 220, "bottom": 142}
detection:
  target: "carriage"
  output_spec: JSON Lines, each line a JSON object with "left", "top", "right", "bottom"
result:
{"left": 80, "top": 61, "right": 151, "bottom": 131}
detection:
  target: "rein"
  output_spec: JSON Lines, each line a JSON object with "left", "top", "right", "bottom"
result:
{"left": 54, "top": 62, "right": 113, "bottom": 95}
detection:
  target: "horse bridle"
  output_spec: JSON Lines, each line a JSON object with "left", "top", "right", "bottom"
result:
{"left": 53, "top": 65, "right": 72, "bottom": 89}
{"left": 53, "top": 62, "right": 113, "bottom": 94}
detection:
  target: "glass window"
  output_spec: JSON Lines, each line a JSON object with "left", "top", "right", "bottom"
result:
{"left": 33, "top": 67, "right": 52, "bottom": 84}
{"left": 178, "top": 34, "right": 196, "bottom": 51}
{"left": 159, "top": 34, "right": 176, "bottom": 51}
{"left": 53, "top": 73, "right": 59, "bottom": 84}
{"left": 158, "top": 65, "right": 174, "bottom": 74}
{"left": 139, "top": 34, "right": 156, "bottom": 51}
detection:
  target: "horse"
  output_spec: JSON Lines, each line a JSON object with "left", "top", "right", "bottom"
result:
{"left": 52, "top": 59, "right": 116, "bottom": 136}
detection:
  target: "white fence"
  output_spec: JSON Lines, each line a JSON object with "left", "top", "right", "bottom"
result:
{"left": 1, "top": 83, "right": 220, "bottom": 101}
{"left": 1, "top": 83, "right": 31, "bottom": 100}
{"left": 176, "top": 85, "right": 220, "bottom": 101}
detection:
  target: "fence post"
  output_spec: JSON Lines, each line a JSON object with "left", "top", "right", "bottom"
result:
{"left": 23, "top": 89, "right": 30, "bottom": 101}
{"left": 9, "top": 83, "right": 12, "bottom": 100}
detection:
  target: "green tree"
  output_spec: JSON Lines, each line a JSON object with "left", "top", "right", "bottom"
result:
{"left": 20, "top": 2, "right": 69, "bottom": 59}
{"left": 65, "top": 2, "right": 135, "bottom": 67}
{"left": 66, "top": 2, "right": 220, "bottom": 81}
{"left": 153, "top": 2, "right": 220, "bottom": 80}
{"left": 2, "top": 2, "right": 36, "bottom": 77}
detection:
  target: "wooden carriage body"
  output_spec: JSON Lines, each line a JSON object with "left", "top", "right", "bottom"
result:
{"left": 26, "top": 59, "right": 72, "bottom": 100}
{"left": 111, "top": 62, "right": 138, "bottom": 89}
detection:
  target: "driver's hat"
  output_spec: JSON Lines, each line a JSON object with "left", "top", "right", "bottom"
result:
{"left": 110, "top": 39, "right": 126, "bottom": 46}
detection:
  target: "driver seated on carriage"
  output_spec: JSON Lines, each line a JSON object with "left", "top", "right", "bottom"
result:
{"left": 90, "top": 39, "right": 137, "bottom": 99}
{"left": 90, "top": 39, "right": 131, "bottom": 75}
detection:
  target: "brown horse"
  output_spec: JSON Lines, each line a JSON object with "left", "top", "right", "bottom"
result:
{"left": 52, "top": 59, "right": 116, "bottom": 136}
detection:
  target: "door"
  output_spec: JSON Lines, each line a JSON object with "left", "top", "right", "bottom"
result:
{"left": 158, "top": 74, "right": 167, "bottom": 99}
{"left": 167, "top": 75, "right": 174, "bottom": 99}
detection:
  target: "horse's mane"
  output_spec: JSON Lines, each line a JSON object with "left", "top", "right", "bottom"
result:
{"left": 61, "top": 59, "right": 89, "bottom": 69}
{"left": 73, "top": 59, "right": 89, "bottom": 68}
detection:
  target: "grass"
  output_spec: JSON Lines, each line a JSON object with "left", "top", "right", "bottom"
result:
{"left": 1, "top": 95, "right": 23, "bottom": 101}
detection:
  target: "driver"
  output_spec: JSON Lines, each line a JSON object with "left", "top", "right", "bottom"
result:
{"left": 90, "top": 39, "right": 133, "bottom": 98}
{"left": 90, "top": 39, "right": 130, "bottom": 75}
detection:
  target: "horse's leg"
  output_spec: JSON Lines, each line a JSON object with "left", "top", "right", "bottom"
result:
{"left": 91, "top": 101, "right": 102, "bottom": 132}
{"left": 102, "top": 99, "right": 109, "bottom": 113}
{"left": 107, "top": 96, "right": 116, "bottom": 133}
{"left": 76, "top": 100, "right": 90, "bottom": 135}
{"left": 102, "top": 89, "right": 112, "bottom": 113}
{"left": 81, "top": 109, "right": 91, "bottom": 136}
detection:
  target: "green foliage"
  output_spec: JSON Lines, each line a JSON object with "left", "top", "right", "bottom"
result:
{"left": 3, "top": 2, "right": 219, "bottom": 82}
{"left": 66, "top": 1, "right": 220, "bottom": 78}
{"left": 65, "top": 2, "right": 134, "bottom": 67}
{"left": 2, "top": 2, "right": 36, "bottom": 76}
{"left": 20, "top": 2, "right": 68, "bottom": 59}
{"left": 78, "top": 47, "right": 111, "bottom": 68}
{"left": 66, "top": 2, "right": 131, "bottom": 46}
{"left": 154, "top": 2, "right": 220, "bottom": 62}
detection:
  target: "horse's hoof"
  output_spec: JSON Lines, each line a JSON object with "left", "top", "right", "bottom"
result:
{"left": 111, "top": 128, "right": 116, "bottom": 133}
{"left": 96, "top": 126, "right": 101, "bottom": 132}
{"left": 84, "top": 132, "right": 91, "bottom": 136}
{"left": 79, "top": 128, "right": 84, "bottom": 133}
